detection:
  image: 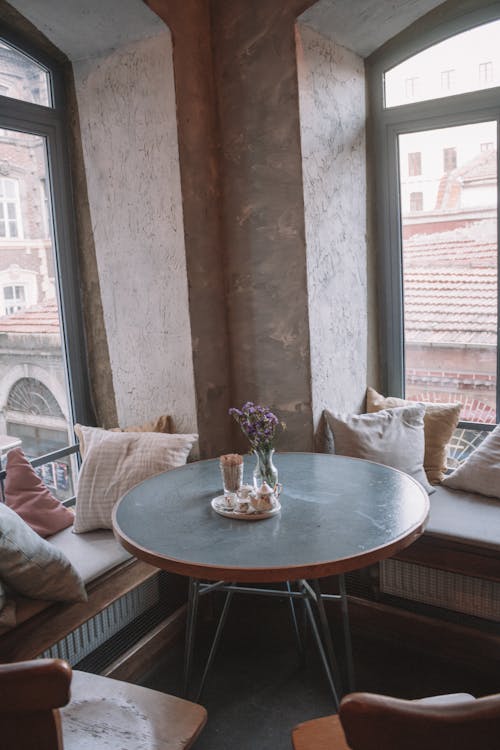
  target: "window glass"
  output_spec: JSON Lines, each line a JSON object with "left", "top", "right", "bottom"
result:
{"left": 398, "top": 121, "right": 497, "bottom": 423}
{"left": 0, "top": 40, "right": 51, "bottom": 107}
{"left": 0, "top": 126, "right": 75, "bottom": 491}
{"left": 385, "top": 19, "right": 500, "bottom": 107}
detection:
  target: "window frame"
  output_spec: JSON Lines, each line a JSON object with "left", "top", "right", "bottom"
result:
{"left": 0, "top": 26, "right": 94, "bottom": 427}
{"left": 368, "top": 1, "right": 500, "bottom": 430}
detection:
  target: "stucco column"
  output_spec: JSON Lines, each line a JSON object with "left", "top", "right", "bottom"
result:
{"left": 210, "top": 0, "right": 316, "bottom": 451}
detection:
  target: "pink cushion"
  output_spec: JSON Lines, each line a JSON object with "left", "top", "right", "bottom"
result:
{"left": 4, "top": 448, "right": 74, "bottom": 538}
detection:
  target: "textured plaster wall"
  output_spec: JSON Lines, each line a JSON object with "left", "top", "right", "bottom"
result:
{"left": 297, "top": 24, "right": 369, "bottom": 436}
{"left": 73, "top": 32, "right": 198, "bottom": 434}
{"left": 211, "top": 0, "right": 317, "bottom": 452}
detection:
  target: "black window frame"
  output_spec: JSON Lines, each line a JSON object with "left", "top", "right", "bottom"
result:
{"left": 368, "top": 1, "right": 500, "bottom": 431}
{"left": 0, "top": 25, "right": 94, "bottom": 428}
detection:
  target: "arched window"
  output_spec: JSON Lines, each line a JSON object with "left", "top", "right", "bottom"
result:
{"left": 369, "top": 5, "right": 500, "bottom": 430}
{"left": 7, "top": 377, "right": 64, "bottom": 417}
{"left": 0, "top": 27, "right": 92, "bottom": 460}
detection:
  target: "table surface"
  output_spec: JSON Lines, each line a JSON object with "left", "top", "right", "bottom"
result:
{"left": 112, "top": 453, "right": 430, "bottom": 583}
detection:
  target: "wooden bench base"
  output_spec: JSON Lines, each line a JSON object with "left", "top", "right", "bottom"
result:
{"left": 0, "top": 560, "right": 169, "bottom": 664}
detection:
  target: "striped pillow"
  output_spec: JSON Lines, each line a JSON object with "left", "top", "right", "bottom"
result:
{"left": 73, "top": 426, "right": 197, "bottom": 533}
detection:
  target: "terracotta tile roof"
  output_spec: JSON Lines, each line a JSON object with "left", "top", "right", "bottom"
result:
{"left": 0, "top": 301, "right": 61, "bottom": 335}
{"left": 404, "top": 222, "right": 497, "bottom": 345}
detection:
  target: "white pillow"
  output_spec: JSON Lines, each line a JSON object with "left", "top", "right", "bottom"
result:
{"left": 442, "top": 424, "right": 500, "bottom": 498}
{"left": 73, "top": 426, "right": 198, "bottom": 533}
{"left": 324, "top": 405, "right": 433, "bottom": 493}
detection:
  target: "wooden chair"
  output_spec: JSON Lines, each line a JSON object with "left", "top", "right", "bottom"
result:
{"left": 1, "top": 658, "right": 207, "bottom": 750}
{"left": 292, "top": 691, "right": 500, "bottom": 750}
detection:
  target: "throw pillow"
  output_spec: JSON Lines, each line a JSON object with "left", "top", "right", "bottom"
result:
{"left": 78, "top": 415, "right": 173, "bottom": 457}
{"left": 366, "top": 387, "right": 461, "bottom": 484}
{"left": 4, "top": 448, "right": 74, "bottom": 538}
{"left": 0, "top": 503, "right": 86, "bottom": 602}
{"left": 324, "top": 405, "right": 433, "bottom": 493}
{"left": 442, "top": 423, "right": 500, "bottom": 498}
{"left": 73, "top": 426, "right": 198, "bottom": 533}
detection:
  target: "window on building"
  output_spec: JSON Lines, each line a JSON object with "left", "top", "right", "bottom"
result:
{"left": 370, "top": 11, "right": 500, "bottom": 431}
{"left": 443, "top": 147, "right": 457, "bottom": 172}
{"left": 404, "top": 77, "right": 419, "bottom": 99}
{"left": 0, "top": 32, "right": 92, "bottom": 468}
{"left": 408, "top": 152, "right": 422, "bottom": 176}
{"left": 440, "top": 69, "right": 456, "bottom": 91}
{"left": 409, "top": 192, "right": 423, "bottom": 211}
{"left": 3, "top": 284, "right": 25, "bottom": 314}
{"left": 479, "top": 61, "right": 493, "bottom": 84}
{"left": 0, "top": 177, "right": 22, "bottom": 238}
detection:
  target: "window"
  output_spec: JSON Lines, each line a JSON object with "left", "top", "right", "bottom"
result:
{"left": 370, "top": 9, "right": 500, "bottom": 428}
{"left": 440, "top": 69, "right": 456, "bottom": 91}
{"left": 409, "top": 192, "right": 423, "bottom": 211}
{"left": 0, "top": 32, "right": 92, "bottom": 467}
{"left": 404, "top": 77, "right": 419, "bottom": 99}
{"left": 443, "top": 147, "right": 457, "bottom": 172}
{"left": 0, "top": 178, "right": 22, "bottom": 238}
{"left": 384, "top": 18, "right": 500, "bottom": 107}
{"left": 479, "top": 61, "right": 493, "bottom": 84}
{"left": 3, "top": 284, "right": 25, "bottom": 314}
{"left": 408, "top": 152, "right": 422, "bottom": 176}
{"left": 0, "top": 41, "right": 50, "bottom": 106}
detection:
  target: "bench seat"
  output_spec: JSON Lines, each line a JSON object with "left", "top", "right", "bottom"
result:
{"left": 0, "top": 527, "right": 132, "bottom": 635}
{"left": 425, "top": 485, "right": 500, "bottom": 553}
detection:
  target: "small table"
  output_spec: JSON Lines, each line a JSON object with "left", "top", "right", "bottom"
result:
{"left": 113, "top": 453, "right": 429, "bottom": 704}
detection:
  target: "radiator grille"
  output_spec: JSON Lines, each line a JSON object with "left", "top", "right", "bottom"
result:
{"left": 381, "top": 559, "right": 500, "bottom": 622}
{"left": 40, "top": 574, "right": 161, "bottom": 665}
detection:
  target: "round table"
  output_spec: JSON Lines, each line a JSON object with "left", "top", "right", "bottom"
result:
{"left": 112, "top": 453, "right": 429, "bottom": 704}
{"left": 113, "top": 452, "right": 429, "bottom": 582}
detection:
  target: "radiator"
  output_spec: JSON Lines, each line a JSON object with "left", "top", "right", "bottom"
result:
{"left": 380, "top": 559, "right": 500, "bottom": 622}
{"left": 40, "top": 575, "right": 161, "bottom": 666}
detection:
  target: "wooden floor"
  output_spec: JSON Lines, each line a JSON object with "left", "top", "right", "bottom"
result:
{"left": 140, "top": 594, "right": 498, "bottom": 750}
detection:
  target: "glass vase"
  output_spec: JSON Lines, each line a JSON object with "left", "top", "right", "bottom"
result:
{"left": 253, "top": 447, "right": 278, "bottom": 491}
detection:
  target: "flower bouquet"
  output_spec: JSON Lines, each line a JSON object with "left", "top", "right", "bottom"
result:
{"left": 229, "top": 401, "right": 285, "bottom": 491}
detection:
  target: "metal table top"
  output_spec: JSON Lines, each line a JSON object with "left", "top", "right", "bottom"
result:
{"left": 113, "top": 452, "right": 429, "bottom": 583}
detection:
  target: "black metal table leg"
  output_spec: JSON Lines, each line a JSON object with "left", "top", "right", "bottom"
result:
{"left": 195, "top": 587, "right": 234, "bottom": 702}
{"left": 183, "top": 577, "right": 200, "bottom": 698}
{"left": 338, "top": 574, "right": 355, "bottom": 691}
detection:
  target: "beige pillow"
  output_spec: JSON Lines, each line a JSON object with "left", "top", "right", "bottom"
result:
{"left": 110, "top": 414, "right": 173, "bottom": 434}
{"left": 366, "top": 387, "right": 461, "bottom": 484}
{"left": 73, "top": 426, "right": 198, "bottom": 533}
{"left": 0, "top": 503, "right": 86, "bottom": 603}
{"left": 442, "top": 424, "right": 500, "bottom": 498}
{"left": 78, "top": 415, "right": 173, "bottom": 457}
{"left": 325, "top": 405, "right": 433, "bottom": 493}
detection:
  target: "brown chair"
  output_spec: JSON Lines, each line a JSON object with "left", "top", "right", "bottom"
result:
{"left": 292, "top": 691, "right": 500, "bottom": 750}
{"left": 1, "top": 658, "right": 207, "bottom": 750}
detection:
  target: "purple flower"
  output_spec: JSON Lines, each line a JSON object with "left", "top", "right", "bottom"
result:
{"left": 229, "top": 401, "right": 285, "bottom": 450}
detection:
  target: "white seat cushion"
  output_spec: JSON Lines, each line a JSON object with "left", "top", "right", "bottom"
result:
{"left": 48, "top": 525, "right": 132, "bottom": 584}
{"left": 426, "top": 485, "right": 500, "bottom": 552}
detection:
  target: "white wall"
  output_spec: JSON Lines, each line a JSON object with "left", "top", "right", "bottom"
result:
{"left": 297, "top": 24, "right": 368, "bottom": 431}
{"left": 73, "top": 31, "right": 198, "bottom": 434}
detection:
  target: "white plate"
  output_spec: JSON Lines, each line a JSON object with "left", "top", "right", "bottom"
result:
{"left": 211, "top": 496, "right": 281, "bottom": 521}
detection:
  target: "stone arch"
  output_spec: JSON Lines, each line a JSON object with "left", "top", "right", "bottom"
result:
{"left": 0, "top": 365, "right": 69, "bottom": 421}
